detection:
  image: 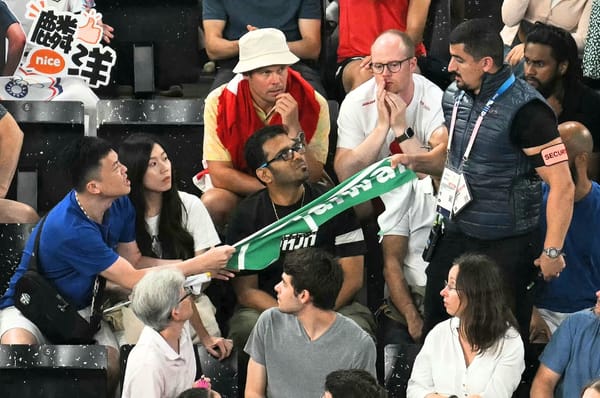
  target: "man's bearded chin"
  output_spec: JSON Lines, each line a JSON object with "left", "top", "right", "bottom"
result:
{"left": 537, "top": 74, "right": 561, "bottom": 99}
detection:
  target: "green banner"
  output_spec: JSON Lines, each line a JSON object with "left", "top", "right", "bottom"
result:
{"left": 228, "top": 157, "right": 417, "bottom": 270}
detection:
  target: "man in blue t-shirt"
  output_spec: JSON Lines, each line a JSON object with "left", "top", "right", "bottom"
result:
{"left": 530, "top": 121, "right": 600, "bottom": 342}
{"left": 0, "top": 137, "right": 234, "bottom": 394}
{"left": 530, "top": 290, "right": 600, "bottom": 398}
{"left": 202, "top": 0, "right": 325, "bottom": 94}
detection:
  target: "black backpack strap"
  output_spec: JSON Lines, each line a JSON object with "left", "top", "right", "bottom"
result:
{"left": 26, "top": 216, "right": 47, "bottom": 273}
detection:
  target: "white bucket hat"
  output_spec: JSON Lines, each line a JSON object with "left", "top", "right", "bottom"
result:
{"left": 233, "top": 28, "right": 299, "bottom": 74}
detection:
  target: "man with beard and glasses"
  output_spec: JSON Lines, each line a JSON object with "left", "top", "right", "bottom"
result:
{"left": 529, "top": 121, "right": 600, "bottom": 343}
{"left": 524, "top": 23, "right": 600, "bottom": 152}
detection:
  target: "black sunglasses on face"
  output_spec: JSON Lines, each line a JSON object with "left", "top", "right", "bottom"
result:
{"left": 259, "top": 142, "right": 306, "bottom": 169}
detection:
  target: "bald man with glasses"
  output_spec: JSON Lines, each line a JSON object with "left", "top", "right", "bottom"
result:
{"left": 335, "top": 29, "right": 448, "bottom": 186}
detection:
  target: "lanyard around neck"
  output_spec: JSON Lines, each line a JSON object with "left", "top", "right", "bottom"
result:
{"left": 447, "top": 74, "right": 516, "bottom": 162}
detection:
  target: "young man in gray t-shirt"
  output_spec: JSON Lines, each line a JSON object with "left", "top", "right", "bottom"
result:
{"left": 244, "top": 248, "right": 376, "bottom": 398}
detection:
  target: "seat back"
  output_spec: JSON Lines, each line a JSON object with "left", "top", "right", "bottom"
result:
{"left": 384, "top": 343, "right": 423, "bottom": 398}
{"left": 96, "top": 0, "right": 202, "bottom": 91}
{"left": 0, "top": 344, "right": 107, "bottom": 397}
{"left": 3, "top": 101, "right": 85, "bottom": 213}
{"left": 196, "top": 345, "right": 238, "bottom": 398}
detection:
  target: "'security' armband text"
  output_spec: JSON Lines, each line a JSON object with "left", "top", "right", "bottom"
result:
{"left": 528, "top": 143, "right": 568, "bottom": 168}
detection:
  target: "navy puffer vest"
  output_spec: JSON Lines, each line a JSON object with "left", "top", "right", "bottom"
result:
{"left": 442, "top": 67, "right": 547, "bottom": 239}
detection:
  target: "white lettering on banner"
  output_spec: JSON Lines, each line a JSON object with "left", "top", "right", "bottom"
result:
{"left": 280, "top": 232, "right": 317, "bottom": 251}
{"left": 304, "top": 166, "right": 400, "bottom": 216}
{"left": 372, "top": 166, "right": 397, "bottom": 183}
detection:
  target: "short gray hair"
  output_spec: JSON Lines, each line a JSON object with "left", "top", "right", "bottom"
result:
{"left": 131, "top": 269, "right": 185, "bottom": 331}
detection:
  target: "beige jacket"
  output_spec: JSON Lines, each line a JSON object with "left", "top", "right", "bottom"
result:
{"left": 500, "top": 0, "right": 592, "bottom": 53}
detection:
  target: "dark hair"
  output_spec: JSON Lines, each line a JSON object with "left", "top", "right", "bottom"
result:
{"left": 177, "top": 388, "right": 211, "bottom": 398}
{"left": 454, "top": 253, "right": 518, "bottom": 353}
{"left": 449, "top": 19, "right": 504, "bottom": 67}
{"left": 61, "top": 137, "right": 114, "bottom": 192}
{"left": 582, "top": 378, "right": 600, "bottom": 396}
{"left": 525, "top": 22, "right": 583, "bottom": 108}
{"left": 377, "top": 29, "right": 416, "bottom": 58}
{"left": 282, "top": 248, "right": 343, "bottom": 310}
{"left": 244, "top": 124, "right": 289, "bottom": 175}
{"left": 119, "top": 134, "right": 194, "bottom": 260}
{"left": 325, "top": 369, "right": 388, "bottom": 398}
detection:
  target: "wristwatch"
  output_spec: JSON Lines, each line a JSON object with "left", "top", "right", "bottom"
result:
{"left": 543, "top": 247, "right": 563, "bottom": 259}
{"left": 395, "top": 127, "right": 415, "bottom": 144}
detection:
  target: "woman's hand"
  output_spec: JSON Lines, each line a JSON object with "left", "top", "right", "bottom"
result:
{"left": 505, "top": 43, "right": 524, "bottom": 66}
{"left": 199, "top": 246, "right": 236, "bottom": 280}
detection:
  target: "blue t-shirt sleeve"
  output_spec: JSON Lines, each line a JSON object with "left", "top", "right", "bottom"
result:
{"left": 299, "top": 0, "right": 322, "bottom": 20}
{"left": 539, "top": 314, "right": 574, "bottom": 374}
{"left": 202, "top": 0, "right": 227, "bottom": 20}
{"left": 118, "top": 196, "right": 136, "bottom": 243}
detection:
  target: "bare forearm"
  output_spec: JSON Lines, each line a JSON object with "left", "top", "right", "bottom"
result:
{"left": 4, "top": 42, "right": 24, "bottom": 76}
{"left": 385, "top": 263, "right": 419, "bottom": 319}
{"left": 205, "top": 37, "right": 239, "bottom": 60}
{"left": 405, "top": 0, "right": 430, "bottom": 45}
{"left": 0, "top": 117, "right": 23, "bottom": 197}
{"left": 3, "top": 25, "right": 25, "bottom": 76}
{"left": 287, "top": 38, "right": 320, "bottom": 60}
{"left": 211, "top": 168, "right": 265, "bottom": 196}
{"left": 334, "top": 260, "right": 363, "bottom": 310}
{"left": 335, "top": 126, "right": 389, "bottom": 180}
{"left": 404, "top": 143, "right": 447, "bottom": 177}
{"left": 530, "top": 382, "right": 554, "bottom": 398}
{"left": 238, "top": 288, "right": 277, "bottom": 312}
{"left": 544, "top": 182, "right": 574, "bottom": 248}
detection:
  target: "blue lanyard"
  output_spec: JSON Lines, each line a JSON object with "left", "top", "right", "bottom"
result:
{"left": 447, "top": 74, "right": 516, "bottom": 162}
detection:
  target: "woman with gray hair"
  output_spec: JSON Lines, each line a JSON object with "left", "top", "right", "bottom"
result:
{"left": 122, "top": 269, "right": 197, "bottom": 398}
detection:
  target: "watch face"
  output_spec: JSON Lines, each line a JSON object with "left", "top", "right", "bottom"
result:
{"left": 545, "top": 248, "right": 560, "bottom": 258}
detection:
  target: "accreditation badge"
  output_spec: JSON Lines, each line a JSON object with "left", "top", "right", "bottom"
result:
{"left": 452, "top": 172, "right": 472, "bottom": 215}
{"left": 436, "top": 167, "right": 472, "bottom": 218}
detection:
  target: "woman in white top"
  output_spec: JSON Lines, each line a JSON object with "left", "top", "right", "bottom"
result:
{"left": 119, "top": 133, "right": 233, "bottom": 359}
{"left": 501, "top": 0, "right": 592, "bottom": 65}
{"left": 407, "top": 253, "right": 525, "bottom": 398}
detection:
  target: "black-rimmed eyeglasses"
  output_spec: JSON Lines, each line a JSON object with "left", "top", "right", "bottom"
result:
{"left": 259, "top": 142, "right": 306, "bottom": 169}
{"left": 370, "top": 56, "right": 413, "bottom": 74}
{"left": 179, "top": 287, "right": 193, "bottom": 303}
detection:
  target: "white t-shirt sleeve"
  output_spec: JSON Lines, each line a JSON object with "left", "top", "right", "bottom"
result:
{"left": 179, "top": 191, "right": 221, "bottom": 252}
{"left": 336, "top": 80, "right": 378, "bottom": 149}
{"left": 411, "top": 75, "right": 445, "bottom": 145}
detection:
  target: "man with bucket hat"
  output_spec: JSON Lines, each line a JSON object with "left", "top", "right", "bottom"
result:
{"left": 200, "top": 28, "right": 330, "bottom": 229}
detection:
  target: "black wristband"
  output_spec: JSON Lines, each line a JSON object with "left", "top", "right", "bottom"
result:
{"left": 395, "top": 127, "right": 415, "bottom": 144}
